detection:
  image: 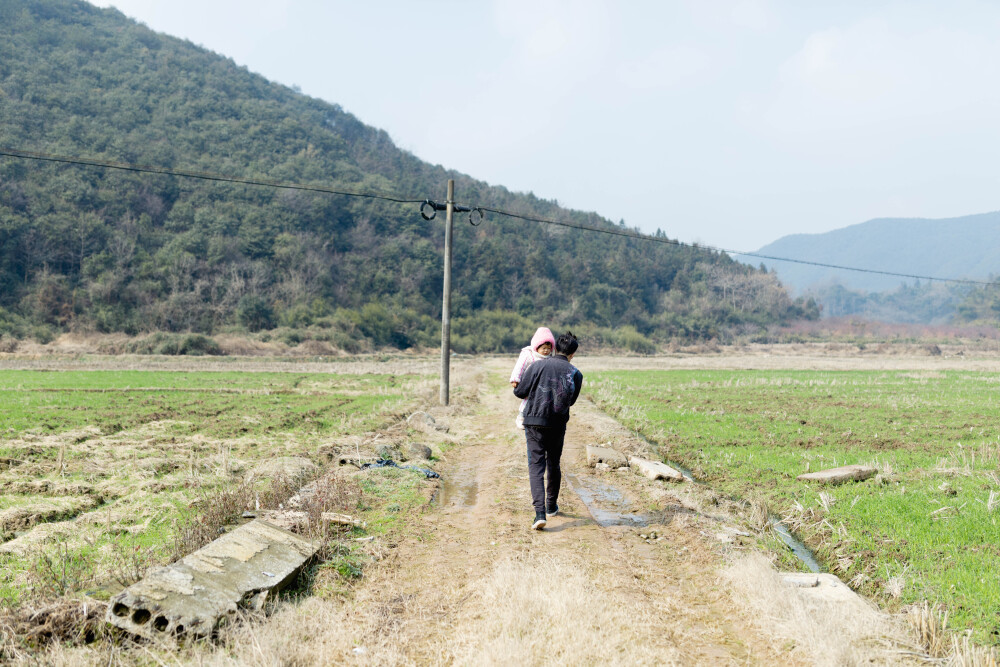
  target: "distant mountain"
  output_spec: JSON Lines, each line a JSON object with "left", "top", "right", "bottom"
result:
{"left": 756, "top": 212, "right": 1000, "bottom": 295}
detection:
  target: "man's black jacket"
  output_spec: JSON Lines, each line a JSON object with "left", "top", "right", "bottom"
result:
{"left": 512, "top": 354, "right": 583, "bottom": 427}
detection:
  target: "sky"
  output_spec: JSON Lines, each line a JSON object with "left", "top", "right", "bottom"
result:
{"left": 92, "top": 0, "right": 1000, "bottom": 252}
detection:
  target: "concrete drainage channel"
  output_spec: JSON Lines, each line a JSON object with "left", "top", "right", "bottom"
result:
{"left": 771, "top": 520, "right": 822, "bottom": 573}
{"left": 585, "top": 443, "right": 824, "bottom": 574}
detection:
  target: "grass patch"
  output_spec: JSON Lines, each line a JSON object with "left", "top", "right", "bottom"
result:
{"left": 592, "top": 369, "right": 1000, "bottom": 643}
{"left": 0, "top": 370, "right": 408, "bottom": 438}
{"left": 355, "top": 467, "right": 432, "bottom": 535}
{"left": 0, "top": 368, "right": 414, "bottom": 630}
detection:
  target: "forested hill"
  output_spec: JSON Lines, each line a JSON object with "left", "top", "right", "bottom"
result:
{"left": 0, "top": 0, "right": 817, "bottom": 352}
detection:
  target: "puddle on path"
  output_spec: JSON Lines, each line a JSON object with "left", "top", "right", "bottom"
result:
{"left": 435, "top": 461, "right": 479, "bottom": 509}
{"left": 565, "top": 472, "right": 658, "bottom": 527}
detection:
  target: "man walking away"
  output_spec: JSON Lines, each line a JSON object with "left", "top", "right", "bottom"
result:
{"left": 513, "top": 332, "right": 583, "bottom": 530}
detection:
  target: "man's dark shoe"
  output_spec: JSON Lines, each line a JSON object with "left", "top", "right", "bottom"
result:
{"left": 532, "top": 512, "right": 547, "bottom": 530}
{"left": 546, "top": 504, "right": 559, "bottom": 517}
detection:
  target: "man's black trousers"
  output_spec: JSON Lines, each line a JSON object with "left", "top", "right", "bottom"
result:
{"left": 525, "top": 425, "right": 565, "bottom": 513}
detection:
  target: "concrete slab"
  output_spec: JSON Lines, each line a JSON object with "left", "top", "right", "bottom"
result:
{"left": 586, "top": 445, "right": 628, "bottom": 469}
{"left": 247, "top": 509, "right": 365, "bottom": 531}
{"left": 106, "top": 519, "right": 317, "bottom": 642}
{"left": 628, "top": 457, "right": 685, "bottom": 482}
{"left": 781, "top": 573, "right": 875, "bottom": 614}
{"left": 797, "top": 465, "right": 877, "bottom": 485}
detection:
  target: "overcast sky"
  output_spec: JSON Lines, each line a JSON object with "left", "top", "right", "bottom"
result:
{"left": 92, "top": 0, "right": 1000, "bottom": 252}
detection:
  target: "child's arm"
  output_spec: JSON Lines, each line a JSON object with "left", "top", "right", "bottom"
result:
{"left": 510, "top": 349, "right": 531, "bottom": 385}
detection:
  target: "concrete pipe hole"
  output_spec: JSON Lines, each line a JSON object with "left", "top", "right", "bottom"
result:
{"left": 112, "top": 602, "right": 129, "bottom": 618}
{"left": 131, "top": 608, "right": 151, "bottom": 625}
{"left": 153, "top": 615, "right": 169, "bottom": 632}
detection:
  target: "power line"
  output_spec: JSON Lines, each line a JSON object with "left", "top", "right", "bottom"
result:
{"left": 0, "top": 147, "right": 425, "bottom": 204}
{"left": 472, "top": 205, "right": 999, "bottom": 288}
{"left": 2, "top": 146, "right": 994, "bottom": 288}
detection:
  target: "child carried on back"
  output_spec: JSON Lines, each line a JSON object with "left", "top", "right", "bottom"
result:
{"left": 509, "top": 327, "right": 555, "bottom": 429}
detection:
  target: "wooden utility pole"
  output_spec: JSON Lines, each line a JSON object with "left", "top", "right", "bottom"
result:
{"left": 440, "top": 179, "right": 454, "bottom": 405}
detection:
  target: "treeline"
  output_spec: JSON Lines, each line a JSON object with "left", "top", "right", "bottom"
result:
{"left": 0, "top": 0, "right": 818, "bottom": 352}
{"left": 806, "top": 282, "right": 965, "bottom": 325}
{"left": 804, "top": 280, "right": 1000, "bottom": 328}
{"left": 951, "top": 278, "right": 1000, "bottom": 324}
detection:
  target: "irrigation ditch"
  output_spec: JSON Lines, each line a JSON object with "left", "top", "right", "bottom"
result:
{"left": 632, "top": 430, "right": 825, "bottom": 573}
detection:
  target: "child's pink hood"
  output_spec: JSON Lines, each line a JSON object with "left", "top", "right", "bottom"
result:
{"left": 530, "top": 327, "right": 555, "bottom": 352}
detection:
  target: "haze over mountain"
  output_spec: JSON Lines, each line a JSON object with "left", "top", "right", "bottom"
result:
{"left": 756, "top": 211, "right": 1000, "bottom": 295}
{"left": 0, "top": 0, "right": 818, "bottom": 351}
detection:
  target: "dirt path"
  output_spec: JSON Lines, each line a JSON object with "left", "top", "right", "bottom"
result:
{"left": 277, "top": 359, "right": 797, "bottom": 665}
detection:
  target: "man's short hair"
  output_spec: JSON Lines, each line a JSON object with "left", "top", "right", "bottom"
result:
{"left": 556, "top": 331, "right": 578, "bottom": 356}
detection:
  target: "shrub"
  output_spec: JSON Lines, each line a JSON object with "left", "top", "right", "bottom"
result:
{"left": 0, "top": 335, "right": 17, "bottom": 353}
{"left": 122, "top": 332, "right": 222, "bottom": 356}
{"left": 169, "top": 334, "right": 222, "bottom": 356}
{"left": 614, "top": 326, "right": 657, "bottom": 354}
{"left": 236, "top": 295, "right": 275, "bottom": 332}
{"left": 572, "top": 325, "right": 657, "bottom": 355}
{"left": 451, "top": 310, "right": 537, "bottom": 354}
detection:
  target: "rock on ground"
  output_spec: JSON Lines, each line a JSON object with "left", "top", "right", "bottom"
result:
{"left": 797, "top": 465, "right": 877, "bottom": 485}
{"left": 375, "top": 444, "right": 402, "bottom": 461}
{"left": 407, "top": 411, "right": 449, "bottom": 433}
{"left": 406, "top": 443, "right": 433, "bottom": 461}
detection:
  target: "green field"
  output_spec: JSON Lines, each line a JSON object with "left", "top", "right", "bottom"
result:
{"left": 591, "top": 369, "right": 1000, "bottom": 642}
{"left": 0, "top": 369, "right": 417, "bottom": 610}
{"left": 0, "top": 370, "right": 408, "bottom": 439}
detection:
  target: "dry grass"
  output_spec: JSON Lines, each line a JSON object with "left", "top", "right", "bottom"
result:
{"left": 580, "top": 346, "right": 1000, "bottom": 372}
{"left": 934, "top": 441, "right": 1000, "bottom": 478}
{"left": 950, "top": 636, "right": 1000, "bottom": 667}
{"left": 742, "top": 494, "right": 772, "bottom": 533}
{"left": 0, "top": 597, "right": 109, "bottom": 660}
{"left": 908, "top": 602, "right": 1000, "bottom": 666}
{"left": 445, "top": 552, "right": 681, "bottom": 666}
{"left": 159, "top": 551, "right": 682, "bottom": 667}
{"left": 721, "top": 553, "right": 909, "bottom": 666}
{"left": 909, "top": 601, "right": 950, "bottom": 658}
